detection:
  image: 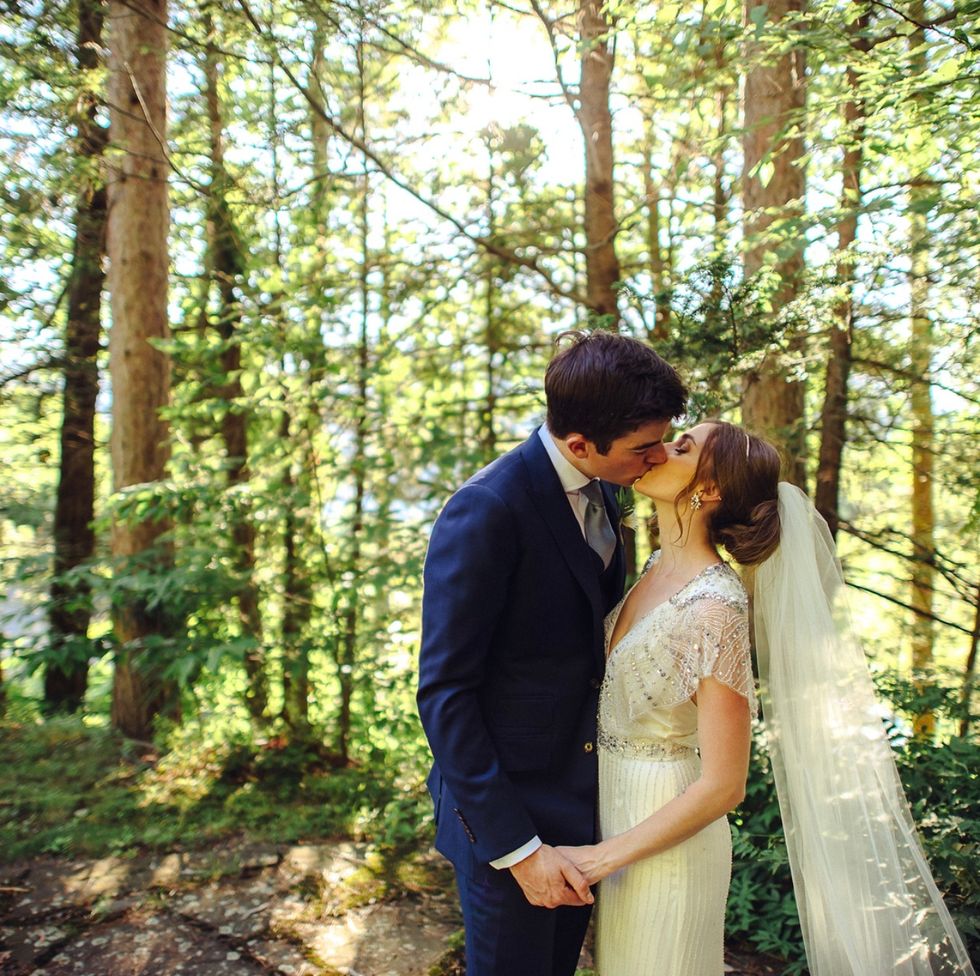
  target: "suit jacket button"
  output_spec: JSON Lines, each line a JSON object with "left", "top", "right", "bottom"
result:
{"left": 590, "top": 677, "right": 601, "bottom": 689}
{"left": 584, "top": 741, "right": 594, "bottom": 753}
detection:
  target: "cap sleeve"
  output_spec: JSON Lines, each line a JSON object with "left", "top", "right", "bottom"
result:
{"left": 695, "top": 597, "right": 757, "bottom": 713}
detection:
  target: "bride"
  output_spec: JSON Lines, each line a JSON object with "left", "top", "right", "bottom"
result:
{"left": 558, "top": 420, "right": 975, "bottom": 976}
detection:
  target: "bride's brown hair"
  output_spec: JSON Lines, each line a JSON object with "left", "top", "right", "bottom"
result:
{"left": 678, "top": 421, "right": 782, "bottom": 566}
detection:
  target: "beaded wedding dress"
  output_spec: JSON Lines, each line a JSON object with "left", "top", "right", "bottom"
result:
{"left": 594, "top": 558, "right": 755, "bottom": 976}
{"left": 593, "top": 485, "right": 976, "bottom": 976}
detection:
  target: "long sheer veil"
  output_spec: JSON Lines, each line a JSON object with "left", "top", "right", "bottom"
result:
{"left": 753, "top": 483, "right": 975, "bottom": 976}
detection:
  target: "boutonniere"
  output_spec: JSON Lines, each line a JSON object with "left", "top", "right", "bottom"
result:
{"left": 616, "top": 486, "right": 638, "bottom": 532}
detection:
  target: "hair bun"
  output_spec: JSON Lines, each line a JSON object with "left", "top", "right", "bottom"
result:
{"left": 717, "top": 498, "right": 780, "bottom": 566}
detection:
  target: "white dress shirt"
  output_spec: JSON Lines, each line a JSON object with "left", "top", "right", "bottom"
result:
{"left": 537, "top": 424, "right": 598, "bottom": 538}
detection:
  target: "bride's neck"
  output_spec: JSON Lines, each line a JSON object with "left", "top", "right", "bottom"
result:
{"left": 651, "top": 499, "right": 718, "bottom": 576}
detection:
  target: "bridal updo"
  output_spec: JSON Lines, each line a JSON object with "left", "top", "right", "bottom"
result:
{"left": 680, "top": 421, "right": 782, "bottom": 566}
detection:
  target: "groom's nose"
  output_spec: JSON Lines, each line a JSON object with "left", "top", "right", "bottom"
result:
{"left": 645, "top": 443, "right": 667, "bottom": 465}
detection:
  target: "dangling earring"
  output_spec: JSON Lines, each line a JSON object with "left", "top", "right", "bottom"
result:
{"left": 690, "top": 490, "right": 703, "bottom": 511}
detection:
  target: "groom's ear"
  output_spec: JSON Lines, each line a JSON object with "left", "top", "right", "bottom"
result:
{"left": 564, "top": 433, "right": 591, "bottom": 459}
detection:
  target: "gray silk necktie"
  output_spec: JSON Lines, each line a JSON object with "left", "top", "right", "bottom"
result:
{"left": 580, "top": 480, "right": 616, "bottom": 568}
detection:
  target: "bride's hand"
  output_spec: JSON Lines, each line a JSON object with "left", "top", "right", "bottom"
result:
{"left": 555, "top": 844, "right": 610, "bottom": 885}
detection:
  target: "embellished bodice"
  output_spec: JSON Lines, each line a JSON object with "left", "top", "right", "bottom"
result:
{"left": 598, "top": 559, "right": 756, "bottom": 761}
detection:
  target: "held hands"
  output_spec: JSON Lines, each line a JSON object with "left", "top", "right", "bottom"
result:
{"left": 509, "top": 844, "right": 594, "bottom": 908}
{"left": 555, "top": 843, "right": 612, "bottom": 886}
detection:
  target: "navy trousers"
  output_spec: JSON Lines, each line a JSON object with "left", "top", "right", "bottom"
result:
{"left": 455, "top": 867, "right": 592, "bottom": 976}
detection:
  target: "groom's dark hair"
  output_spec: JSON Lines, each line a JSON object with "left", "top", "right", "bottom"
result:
{"left": 545, "top": 330, "right": 687, "bottom": 453}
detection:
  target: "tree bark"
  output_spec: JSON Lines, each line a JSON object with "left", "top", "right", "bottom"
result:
{"left": 577, "top": 0, "right": 620, "bottom": 322}
{"left": 279, "top": 21, "right": 332, "bottom": 742}
{"left": 310, "top": 13, "right": 330, "bottom": 239}
{"left": 959, "top": 581, "right": 978, "bottom": 739}
{"left": 711, "top": 77, "right": 731, "bottom": 255}
{"left": 45, "top": 0, "right": 108, "bottom": 713}
{"left": 907, "top": 2, "right": 935, "bottom": 738}
{"left": 280, "top": 402, "right": 313, "bottom": 737}
{"left": 709, "top": 44, "right": 733, "bottom": 313}
{"left": 642, "top": 126, "right": 669, "bottom": 340}
{"left": 335, "top": 27, "right": 371, "bottom": 765}
{"left": 740, "top": 0, "right": 808, "bottom": 487}
{"left": 908, "top": 226, "right": 935, "bottom": 733}
{"left": 481, "top": 127, "right": 498, "bottom": 463}
{"left": 107, "top": 0, "right": 175, "bottom": 740}
{"left": 815, "top": 12, "right": 869, "bottom": 537}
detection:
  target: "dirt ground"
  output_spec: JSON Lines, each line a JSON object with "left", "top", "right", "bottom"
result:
{"left": 0, "top": 839, "right": 787, "bottom": 975}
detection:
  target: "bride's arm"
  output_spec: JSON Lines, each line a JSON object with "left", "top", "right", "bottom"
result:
{"left": 558, "top": 677, "right": 751, "bottom": 884}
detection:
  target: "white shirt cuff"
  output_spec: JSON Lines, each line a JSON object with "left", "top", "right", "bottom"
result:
{"left": 490, "top": 836, "right": 543, "bottom": 870}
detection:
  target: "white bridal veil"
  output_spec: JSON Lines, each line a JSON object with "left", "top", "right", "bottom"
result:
{"left": 754, "top": 483, "right": 976, "bottom": 976}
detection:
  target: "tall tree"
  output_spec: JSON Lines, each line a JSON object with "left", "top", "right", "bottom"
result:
{"left": 960, "top": 581, "right": 978, "bottom": 739}
{"left": 708, "top": 34, "right": 735, "bottom": 313}
{"left": 642, "top": 124, "right": 671, "bottom": 340}
{"left": 740, "top": 0, "right": 808, "bottom": 487}
{"left": 479, "top": 122, "right": 501, "bottom": 463}
{"left": 907, "top": 1, "right": 936, "bottom": 736}
{"left": 45, "top": 0, "right": 108, "bottom": 712}
{"left": 576, "top": 0, "right": 621, "bottom": 320}
{"left": 335, "top": 21, "right": 373, "bottom": 765}
{"left": 815, "top": 9, "right": 869, "bottom": 537}
{"left": 279, "top": 22, "right": 329, "bottom": 742}
{"left": 532, "top": 0, "right": 621, "bottom": 320}
{"left": 107, "top": 0, "right": 175, "bottom": 739}
{"left": 309, "top": 11, "right": 331, "bottom": 234}
{"left": 202, "top": 7, "right": 268, "bottom": 723}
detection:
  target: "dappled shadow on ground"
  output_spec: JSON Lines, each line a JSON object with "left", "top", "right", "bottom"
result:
{"left": 0, "top": 837, "right": 793, "bottom": 975}
{"left": 0, "top": 839, "right": 460, "bottom": 975}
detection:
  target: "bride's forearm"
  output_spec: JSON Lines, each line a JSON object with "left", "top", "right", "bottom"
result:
{"left": 587, "top": 680, "right": 751, "bottom": 882}
{"left": 596, "top": 777, "right": 744, "bottom": 879}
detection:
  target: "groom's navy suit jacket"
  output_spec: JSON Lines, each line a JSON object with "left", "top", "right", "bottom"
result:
{"left": 417, "top": 430, "right": 626, "bottom": 882}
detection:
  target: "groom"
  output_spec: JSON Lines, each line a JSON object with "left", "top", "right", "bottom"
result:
{"left": 417, "top": 331, "right": 687, "bottom": 976}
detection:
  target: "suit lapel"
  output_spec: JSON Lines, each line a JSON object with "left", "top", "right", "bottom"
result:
{"left": 519, "top": 433, "right": 618, "bottom": 667}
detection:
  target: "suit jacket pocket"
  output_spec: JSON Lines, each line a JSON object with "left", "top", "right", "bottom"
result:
{"left": 488, "top": 695, "right": 556, "bottom": 771}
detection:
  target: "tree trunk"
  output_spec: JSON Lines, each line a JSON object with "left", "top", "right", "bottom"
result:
{"left": 959, "top": 581, "right": 978, "bottom": 739}
{"left": 203, "top": 9, "right": 268, "bottom": 723}
{"left": 642, "top": 126, "right": 669, "bottom": 341}
{"left": 482, "top": 127, "right": 498, "bottom": 463}
{"left": 709, "top": 47, "right": 733, "bottom": 313}
{"left": 577, "top": 0, "right": 620, "bottom": 322}
{"left": 335, "top": 29, "right": 371, "bottom": 765}
{"left": 279, "top": 24, "right": 333, "bottom": 742}
{"left": 907, "top": 3, "right": 935, "bottom": 738}
{"left": 107, "top": 0, "right": 174, "bottom": 740}
{"left": 740, "top": 0, "right": 808, "bottom": 487}
{"left": 908, "top": 216, "right": 935, "bottom": 733}
{"left": 815, "top": 14, "right": 869, "bottom": 537}
{"left": 45, "top": 0, "right": 108, "bottom": 713}
{"left": 711, "top": 74, "right": 731, "bottom": 254}
{"left": 280, "top": 403, "right": 313, "bottom": 737}
{"left": 310, "top": 14, "right": 330, "bottom": 239}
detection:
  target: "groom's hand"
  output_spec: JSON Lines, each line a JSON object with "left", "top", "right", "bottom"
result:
{"left": 509, "top": 844, "right": 594, "bottom": 908}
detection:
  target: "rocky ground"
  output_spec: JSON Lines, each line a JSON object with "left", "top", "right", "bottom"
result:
{"left": 0, "top": 839, "right": 786, "bottom": 975}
